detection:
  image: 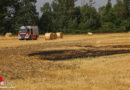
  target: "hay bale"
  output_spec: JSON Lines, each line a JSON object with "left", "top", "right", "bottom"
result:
{"left": 45, "top": 33, "right": 54, "bottom": 40}
{"left": 56, "top": 32, "right": 63, "bottom": 38}
{"left": 88, "top": 32, "right": 93, "bottom": 36}
{"left": 52, "top": 33, "right": 57, "bottom": 39}
{"left": 5, "top": 33, "right": 12, "bottom": 37}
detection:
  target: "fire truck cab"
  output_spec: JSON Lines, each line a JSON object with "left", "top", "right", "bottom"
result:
{"left": 18, "top": 26, "right": 39, "bottom": 40}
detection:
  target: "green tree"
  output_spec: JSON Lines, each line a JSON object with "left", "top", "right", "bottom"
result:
{"left": 79, "top": 2, "right": 101, "bottom": 31}
{"left": 112, "top": 0, "right": 130, "bottom": 31}
{"left": 0, "top": 0, "right": 39, "bottom": 34}
{"left": 39, "top": 2, "right": 54, "bottom": 33}
{"left": 15, "top": 0, "right": 39, "bottom": 27}
{"left": 0, "top": 0, "right": 9, "bottom": 34}
{"left": 99, "top": 0, "right": 118, "bottom": 32}
{"left": 114, "top": 0, "right": 130, "bottom": 19}
{"left": 114, "top": 0, "right": 126, "bottom": 19}
{"left": 51, "top": 0, "right": 77, "bottom": 32}
{"left": 100, "top": 0, "right": 113, "bottom": 22}
{"left": 0, "top": 0, "right": 19, "bottom": 34}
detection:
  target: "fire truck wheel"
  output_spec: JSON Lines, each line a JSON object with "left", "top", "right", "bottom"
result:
{"left": 19, "top": 39, "right": 24, "bottom": 40}
{"left": 26, "top": 36, "right": 32, "bottom": 40}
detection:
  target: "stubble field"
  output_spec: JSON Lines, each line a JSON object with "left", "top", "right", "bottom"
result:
{"left": 0, "top": 33, "right": 130, "bottom": 90}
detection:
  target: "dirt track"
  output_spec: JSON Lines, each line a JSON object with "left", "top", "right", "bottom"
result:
{"left": 0, "top": 33, "right": 130, "bottom": 89}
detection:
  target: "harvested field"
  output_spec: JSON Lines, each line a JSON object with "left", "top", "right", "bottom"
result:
{"left": 0, "top": 33, "right": 130, "bottom": 90}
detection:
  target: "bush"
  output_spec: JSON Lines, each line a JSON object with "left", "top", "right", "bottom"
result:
{"left": 100, "top": 22, "right": 116, "bottom": 33}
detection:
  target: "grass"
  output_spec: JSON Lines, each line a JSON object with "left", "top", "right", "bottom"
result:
{"left": 0, "top": 33, "right": 130, "bottom": 90}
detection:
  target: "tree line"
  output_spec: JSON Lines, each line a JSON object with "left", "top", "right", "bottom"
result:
{"left": 0, "top": 0, "right": 38, "bottom": 34}
{"left": 0, "top": 0, "right": 130, "bottom": 35}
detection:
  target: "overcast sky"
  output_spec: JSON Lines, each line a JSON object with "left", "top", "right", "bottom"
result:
{"left": 36, "top": 0, "right": 117, "bottom": 16}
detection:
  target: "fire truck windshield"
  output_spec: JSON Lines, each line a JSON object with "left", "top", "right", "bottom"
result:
{"left": 19, "top": 29, "right": 27, "bottom": 33}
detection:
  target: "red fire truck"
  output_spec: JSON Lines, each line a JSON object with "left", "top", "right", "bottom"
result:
{"left": 18, "top": 26, "right": 39, "bottom": 40}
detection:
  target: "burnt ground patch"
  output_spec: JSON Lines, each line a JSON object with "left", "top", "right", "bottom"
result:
{"left": 112, "top": 45, "right": 130, "bottom": 48}
{"left": 28, "top": 49, "right": 130, "bottom": 61}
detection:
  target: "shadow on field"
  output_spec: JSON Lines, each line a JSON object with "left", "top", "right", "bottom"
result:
{"left": 28, "top": 48, "right": 130, "bottom": 61}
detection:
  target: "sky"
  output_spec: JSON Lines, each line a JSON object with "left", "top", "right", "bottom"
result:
{"left": 36, "top": 0, "right": 117, "bottom": 16}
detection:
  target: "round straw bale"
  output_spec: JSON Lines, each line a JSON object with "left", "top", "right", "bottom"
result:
{"left": 56, "top": 32, "right": 63, "bottom": 38}
{"left": 45, "top": 33, "right": 53, "bottom": 40}
{"left": 52, "top": 33, "right": 57, "bottom": 39}
{"left": 5, "top": 33, "right": 12, "bottom": 37}
{"left": 88, "top": 32, "right": 93, "bottom": 36}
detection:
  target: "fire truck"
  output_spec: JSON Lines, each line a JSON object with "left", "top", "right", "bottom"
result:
{"left": 18, "top": 26, "right": 39, "bottom": 40}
